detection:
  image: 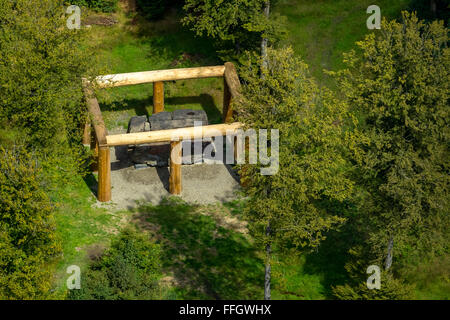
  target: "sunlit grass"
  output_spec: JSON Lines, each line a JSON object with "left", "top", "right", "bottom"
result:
{"left": 275, "top": 0, "right": 411, "bottom": 87}
{"left": 50, "top": 173, "right": 131, "bottom": 298}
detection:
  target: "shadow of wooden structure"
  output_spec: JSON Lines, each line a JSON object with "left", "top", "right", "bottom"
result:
{"left": 82, "top": 63, "right": 242, "bottom": 202}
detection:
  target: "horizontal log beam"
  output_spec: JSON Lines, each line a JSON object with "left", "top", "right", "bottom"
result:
{"left": 93, "top": 66, "right": 226, "bottom": 88}
{"left": 106, "top": 122, "right": 243, "bottom": 146}
{"left": 83, "top": 85, "right": 108, "bottom": 146}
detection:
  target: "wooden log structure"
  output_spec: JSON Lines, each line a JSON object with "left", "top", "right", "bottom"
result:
{"left": 105, "top": 122, "right": 243, "bottom": 146}
{"left": 90, "top": 129, "right": 98, "bottom": 172}
{"left": 169, "top": 141, "right": 182, "bottom": 194}
{"left": 98, "top": 146, "right": 111, "bottom": 202}
{"left": 82, "top": 119, "right": 91, "bottom": 146}
{"left": 105, "top": 122, "right": 242, "bottom": 197}
{"left": 83, "top": 85, "right": 111, "bottom": 202}
{"left": 82, "top": 63, "right": 242, "bottom": 201}
{"left": 223, "top": 62, "right": 242, "bottom": 123}
{"left": 153, "top": 81, "right": 164, "bottom": 113}
{"left": 93, "top": 66, "right": 226, "bottom": 88}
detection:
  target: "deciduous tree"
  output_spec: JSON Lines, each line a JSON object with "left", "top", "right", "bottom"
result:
{"left": 182, "top": 0, "right": 286, "bottom": 62}
{"left": 236, "top": 47, "right": 357, "bottom": 299}
{"left": 331, "top": 12, "right": 449, "bottom": 296}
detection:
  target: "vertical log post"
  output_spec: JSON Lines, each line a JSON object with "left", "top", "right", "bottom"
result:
{"left": 223, "top": 77, "right": 232, "bottom": 123}
{"left": 153, "top": 81, "right": 164, "bottom": 114}
{"left": 84, "top": 85, "right": 110, "bottom": 202}
{"left": 169, "top": 141, "right": 182, "bottom": 195}
{"left": 223, "top": 62, "right": 241, "bottom": 123}
{"left": 98, "top": 146, "right": 111, "bottom": 202}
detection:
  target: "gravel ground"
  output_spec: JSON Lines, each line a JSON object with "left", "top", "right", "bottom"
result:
{"left": 94, "top": 144, "right": 242, "bottom": 210}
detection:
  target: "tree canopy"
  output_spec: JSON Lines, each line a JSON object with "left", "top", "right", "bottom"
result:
{"left": 331, "top": 12, "right": 449, "bottom": 298}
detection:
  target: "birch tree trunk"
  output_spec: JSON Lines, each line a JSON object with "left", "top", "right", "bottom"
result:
{"left": 385, "top": 237, "right": 394, "bottom": 270}
{"left": 261, "top": 1, "right": 270, "bottom": 74}
{"left": 264, "top": 225, "right": 271, "bottom": 300}
{"left": 430, "top": 0, "right": 437, "bottom": 17}
{"left": 262, "top": 1, "right": 271, "bottom": 300}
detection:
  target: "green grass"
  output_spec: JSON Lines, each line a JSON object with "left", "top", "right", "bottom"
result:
{"left": 132, "top": 198, "right": 264, "bottom": 299}
{"left": 401, "top": 255, "right": 450, "bottom": 300}
{"left": 275, "top": 0, "right": 412, "bottom": 86}
{"left": 271, "top": 254, "right": 326, "bottom": 300}
{"left": 50, "top": 173, "right": 131, "bottom": 298}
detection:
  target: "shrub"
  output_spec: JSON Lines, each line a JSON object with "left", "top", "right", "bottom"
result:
{"left": 331, "top": 11, "right": 449, "bottom": 265}
{"left": 0, "top": 0, "right": 98, "bottom": 182}
{"left": 330, "top": 12, "right": 449, "bottom": 298}
{"left": 333, "top": 273, "right": 415, "bottom": 300}
{"left": 0, "top": 145, "right": 61, "bottom": 299}
{"left": 68, "top": 0, "right": 118, "bottom": 13}
{"left": 69, "top": 227, "right": 164, "bottom": 300}
{"left": 135, "top": 0, "right": 167, "bottom": 20}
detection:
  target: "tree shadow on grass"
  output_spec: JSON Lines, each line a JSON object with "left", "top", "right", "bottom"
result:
{"left": 99, "top": 94, "right": 223, "bottom": 125}
{"left": 301, "top": 209, "right": 360, "bottom": 298}
{"left": 99, "top": 96, "right": 151, "bottom": 118}
{"left": 83, "top": 172, "right": 98, "bottom": 199}
{"left": 126, "top": 9, "right": 220, "bottom": 67}
{"left": 133, "top": 198, "right": 263, "bottom": 299}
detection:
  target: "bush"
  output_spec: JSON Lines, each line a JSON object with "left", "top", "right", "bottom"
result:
{"left": 0, "top": 145, "right": 61, "bottom": 299}
{"left": 69, "top": 227, "right": 164, "bottom": 300}
{"left": 0, "top": 0, "right": 98, "bottom": 181}
{"left": 135, "top": 0, "right": 167, "bottom": 20}
{"left": 331, "top": 245, "right": 415, "bottom": 300}
{"left": 333, "top": 273, "right": 415, "bottom": 300}
{"left": 332, "top": 11, "right": 449, "bottom": 264}
{"left": 68, "top": 0, "right": 118, "bottom": 13}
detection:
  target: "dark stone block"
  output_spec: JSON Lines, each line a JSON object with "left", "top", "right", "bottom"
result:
{"left": 127, "top": 115, "right": 148, "bottom": 133}
{"left": 127, "top": 110, "right": 212, "bottom": 165}
{"left": 149, "top": 112, "right": 172, "bottom": 121}
{"left": 173, "top": 109, "right": 208, "bottom": 124}
{"left": 134, "top": 163, "right": 148, "bottom": 170}
{"left": 149, "top": 118, "right": 208, "bottom": 131}
{"left": 149, "top": 119, "right": 176, "bottom": 131}
{"left": 169, "top": 119, "right": 196, "bottom": 129}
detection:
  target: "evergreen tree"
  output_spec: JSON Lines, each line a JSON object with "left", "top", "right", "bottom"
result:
{"left": 236, "top": 47, "right": 357, "bottom": 299}
{"left": 0, "top": 0, "right": 96, "bottom": 151}
{"left": 182, "top": 0, "right": 286, "bottom": 62}
{"left": 0, "top": 145, "right": 61, "bottom": 299}
{"left": 331, "top": 12, "right": 449, "bottom": 296}
{"left": 69, "top": 227, "right": 163, "bottom": 300}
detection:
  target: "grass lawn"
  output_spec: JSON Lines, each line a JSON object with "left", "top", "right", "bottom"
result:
{"left": 275, "top": 0, "right": 412, "bottom": 86}
{"left": 50, "top": 173, "right": 132, "bottom": 298}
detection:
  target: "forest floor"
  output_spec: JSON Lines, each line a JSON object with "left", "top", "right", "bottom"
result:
{"left": 52, "top": 0, "right": 449, "bottom": 300}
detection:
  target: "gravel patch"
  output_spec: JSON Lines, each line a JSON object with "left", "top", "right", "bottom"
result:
{"left": 93, "top": 144, "right": 241, "bottom": 210}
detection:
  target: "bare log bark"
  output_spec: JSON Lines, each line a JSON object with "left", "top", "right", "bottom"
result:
{"left": 94, "top": 66, "right": 225, "bottom": 88}
{"left": 153, "top": 81, "right": 164, "bottom": 114}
